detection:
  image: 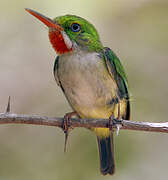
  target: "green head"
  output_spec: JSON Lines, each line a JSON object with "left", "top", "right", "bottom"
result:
{"left": 25, "top": 9, "right": 103, "bottom": 54}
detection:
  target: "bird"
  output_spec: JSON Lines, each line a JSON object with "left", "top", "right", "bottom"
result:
{"left": 25, "top": 8, "right": 130, "bottom": 175}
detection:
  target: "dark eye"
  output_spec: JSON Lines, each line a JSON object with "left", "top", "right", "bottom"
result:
{"left": 71, "top": 23, "right": 81, "bottom": 32}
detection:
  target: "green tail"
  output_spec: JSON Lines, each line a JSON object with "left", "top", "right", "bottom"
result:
{"left": 97, "top": 133, "right": 115, "bottom": 175}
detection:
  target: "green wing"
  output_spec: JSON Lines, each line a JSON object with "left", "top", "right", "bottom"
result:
{"left": 53, "top": 56, "right": 66, "bottom": 94}
{"left": 53, "top": 56, "right": 61, "bottom": 86}
{"left": 104, "top": 47, "right": 130, "bottom": 119}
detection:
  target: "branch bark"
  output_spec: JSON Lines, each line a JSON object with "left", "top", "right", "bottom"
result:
{"left": 0, "top": 113, "right": 168, "bottom": 133}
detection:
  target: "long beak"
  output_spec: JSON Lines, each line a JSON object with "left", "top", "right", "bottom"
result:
{"left": 25, "top": 8, "right": 63, "bottom": 31}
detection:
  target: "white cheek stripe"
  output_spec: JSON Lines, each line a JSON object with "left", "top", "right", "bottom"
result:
{"left": 61, "top": 31, "right": 72, "bottom": 50}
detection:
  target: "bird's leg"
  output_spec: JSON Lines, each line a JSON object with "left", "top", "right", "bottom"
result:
{"left": 62, "top": 111, "right": 79, "bottom": 152}
{"left": 116, "top": 100, "right": 122, "bottom": 136}
{"left": 117, "top": 100, "right": 121, "bottom": 119}
{"left": 108, "top": 113, "right": 115, "bottom": 132}
{"left": 108, "top": 100, "right": 122, "bottom": 135}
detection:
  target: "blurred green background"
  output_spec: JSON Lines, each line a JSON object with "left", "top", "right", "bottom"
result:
{"left": 0, "top": 0, "right": 168, "bottom": 179}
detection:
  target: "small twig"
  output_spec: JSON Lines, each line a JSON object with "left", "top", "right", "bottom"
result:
{"left": 0, "top": 113, "right": 167, "bottom": 133}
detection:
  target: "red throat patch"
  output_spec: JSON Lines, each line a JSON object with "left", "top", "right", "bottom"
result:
{"left": 49, "top": 31, "right": 72, "bottom": 54}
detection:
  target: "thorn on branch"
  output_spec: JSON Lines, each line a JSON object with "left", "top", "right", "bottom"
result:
{"left": 6, "top": 96, "right": 11, "bottom": 113}
{"left": 116, "top": 124, "right": 121, "bottom": 136}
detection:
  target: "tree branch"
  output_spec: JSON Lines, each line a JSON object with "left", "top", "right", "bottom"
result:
{"left": 0, "top": 113, "right": 168, "bottom": 133}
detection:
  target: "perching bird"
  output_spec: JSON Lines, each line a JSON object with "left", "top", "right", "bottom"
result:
{"left": 25, "top": 9, "right": 130, "bottom": 175}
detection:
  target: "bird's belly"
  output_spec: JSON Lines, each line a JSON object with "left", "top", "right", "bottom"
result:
{"left": 58, "top": 52, "right": 118, "bottom": 118}
{"left": 62, "top": 75, "right": 114, "bottom": 118}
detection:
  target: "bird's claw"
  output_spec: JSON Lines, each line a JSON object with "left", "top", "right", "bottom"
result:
{"left": 108, "top": 114, "right": 114, "bottom": 131}
{"left": 115, "top": 100, "right": 122, "bottom": 136}
{"left": 62, "top": 113, "right": 71, "bottom": 153}
{"left": 109, "top": 115, "right": 122, "bottom": 136}
{"left": 62, "top": 113, "right": 71, "bottom": 134}
{"left": 62, "top": 111, "right": 78, "bottom": 152}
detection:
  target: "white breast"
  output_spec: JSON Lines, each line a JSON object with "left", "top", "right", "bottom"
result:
{"left": 57, "top": 50, "right": 117, "bottom": 110}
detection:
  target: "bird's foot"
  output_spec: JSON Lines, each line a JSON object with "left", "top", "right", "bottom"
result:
{"left": 109, "top": 114, "right": 122, "bottom": 136}
{"left": 116, "top": 101, "right": 122, "bottom": 136}
{"left": 62, "top": 111, "right": 78, "bottom": 152}
{"left": 108, "top": 114, "right": 115, "bottom": 131}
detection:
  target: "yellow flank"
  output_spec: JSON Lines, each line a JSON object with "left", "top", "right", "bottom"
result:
{"left": 77, "top": 98, "right": 127, "bottom": 139}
